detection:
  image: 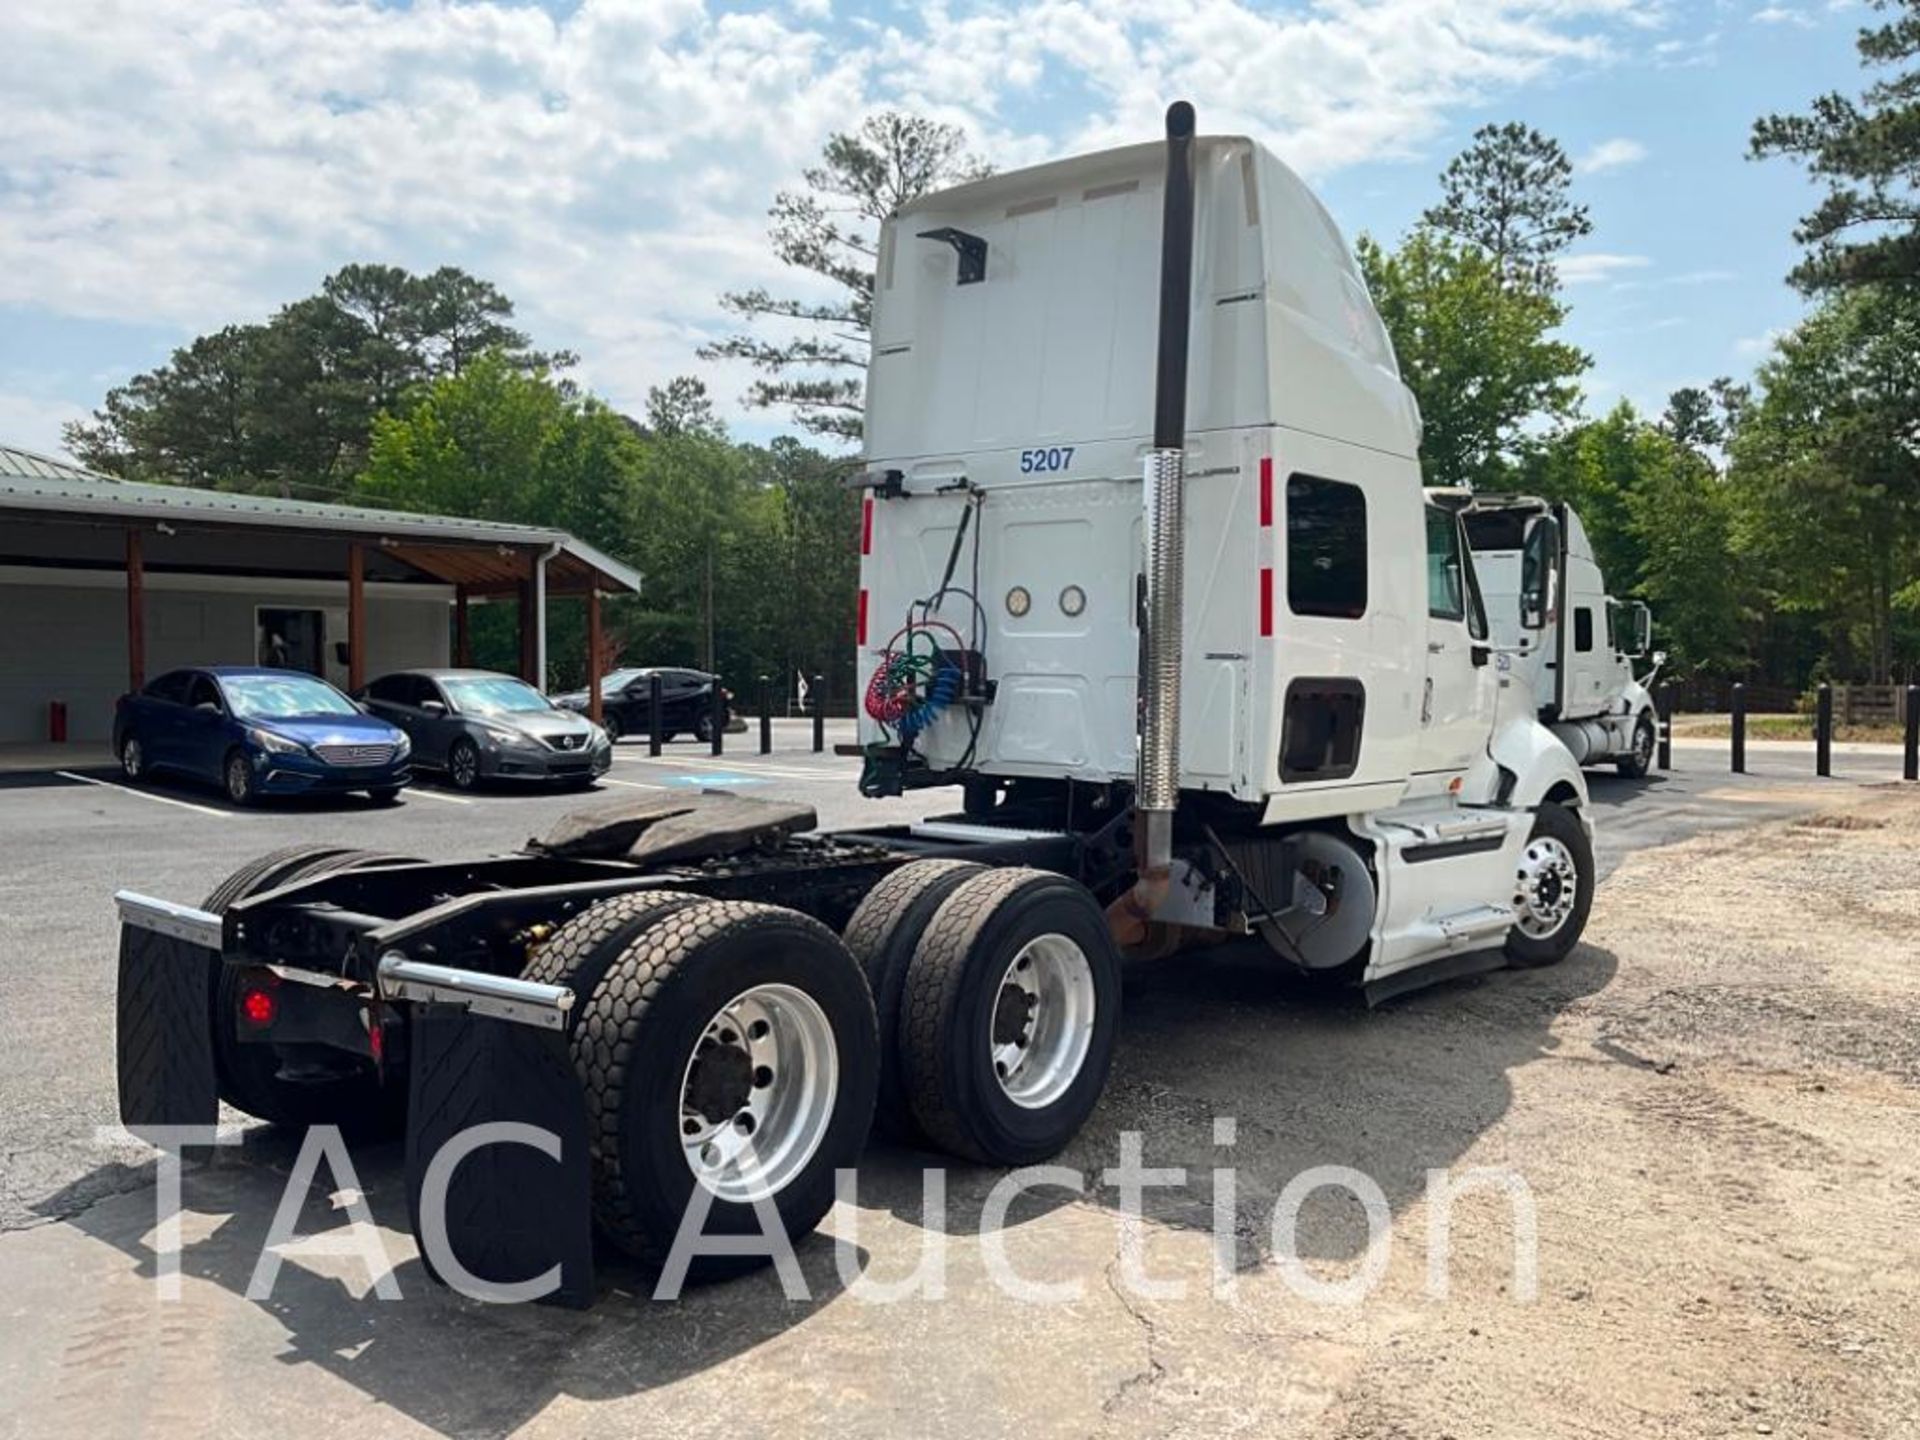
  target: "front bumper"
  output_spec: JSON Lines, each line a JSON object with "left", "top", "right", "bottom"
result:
{"left": 478, "top": 741, "right": 611, "bottom": 782}
{"left": 255, "top": 753, "right": 412, "bottom": 794}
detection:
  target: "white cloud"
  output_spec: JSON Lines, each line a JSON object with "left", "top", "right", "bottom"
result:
{"left": 1752, "top": 5, "right": 1815, "bottom": 25}
{"left": 0, "top": 0, "right": 1670, "bottom": 438}
{"left": 1734, "top": 328, "right": 1786, "bottom": 358}
{"left": 1559, "top": 252, "right": 1654, "bottom": 285}
{"left": 1612, "top": 267, "right": 1738, "bottom": 291}
{"left": 1577, "top": 137, "right": 1647, "bottom": 173}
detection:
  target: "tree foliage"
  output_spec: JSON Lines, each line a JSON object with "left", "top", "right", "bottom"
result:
{"left": 1357, "top": 229, "right": 1588, "bottom": 490}
{"left": 1421, "top": 122, "right": 1592, "bottom": 290}
{"left": 1752, "top": 0, "right": 1920, "bottom": 291}
{"left": 700, "top": 113, "right": 989, "bottom": 443}
{"left": 65, "top": 265, "right": 566, "bottom": 497}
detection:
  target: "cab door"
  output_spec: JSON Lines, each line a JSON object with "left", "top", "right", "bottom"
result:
{"left": 1416, "top": 505, "right": 1495, "bottom": 775}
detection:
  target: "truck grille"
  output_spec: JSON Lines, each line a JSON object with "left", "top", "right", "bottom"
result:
{"left": 313, "top": 742, "right": 396, "bottom": 767}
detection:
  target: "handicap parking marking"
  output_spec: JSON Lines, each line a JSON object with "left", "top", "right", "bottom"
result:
{"left": 664, "top": 773, "right": 768, "bottom": 787}
{"left": 54, "top": 770, "right": 237, "bottom": 819}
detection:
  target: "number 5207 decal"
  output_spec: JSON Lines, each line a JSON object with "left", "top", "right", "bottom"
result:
{"left": 1018, "top": 446, "right": 1075, "bottom": 474}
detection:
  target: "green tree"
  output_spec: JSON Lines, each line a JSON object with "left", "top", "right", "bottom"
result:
{"left": 1752, "top": 0, "right": 1920, "bottom": 291}
{"left": 1728, "top": 286, "right": 1920, "bottom": 682}
{"left": 1357, "top": 229, "right": 1588, "bottom": 490}
{"left": 66, "top": 265, "right": 564, "bottom": 497}
{"left": 700, "top": 113, "right": 990, "bottom": 443}
{"left": 1421, "top": 122, "right": 1592, "bottom": 290}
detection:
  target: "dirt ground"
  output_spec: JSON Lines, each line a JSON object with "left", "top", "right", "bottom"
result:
{"left": 3, "top": 779, "right": 1917, "bottom": 1439}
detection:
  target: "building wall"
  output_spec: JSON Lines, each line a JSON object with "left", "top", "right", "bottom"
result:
{"left": 0, "top": 568, "right": 452, "bottom": 743}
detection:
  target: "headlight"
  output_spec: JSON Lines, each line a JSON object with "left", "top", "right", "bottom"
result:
{"left": 392, "top": 732, "right": 412, "bottom": 760}
{"left": 249, "top": 728, "right": 305, "bottom": 756}
{"left": 481, "top": 724, "right": 527, "bottom": 747}
{"left": 589, "top": 724, "right": 610, "bottom": 748}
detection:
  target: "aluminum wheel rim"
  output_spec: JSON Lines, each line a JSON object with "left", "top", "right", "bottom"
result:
{"left": 451, "top": 745, "right": 477, "bottom": 786}
{"left": 1634, "top": 723, "right": 1654, "bottom": 768}
{"left": 1513, "top": 836, "right": 1580, "bottom": 939}
{"left": 122, "top": 738, "right": 142, "bottom": 778}
{"left": 226, "top": 756, "right": 249, "bottom": 801}
{"left": 678, "top": 983, "right": 838, "bottom": 1204}
{"left": 990, "top": 933, "right": 1097, "bottom": 1110}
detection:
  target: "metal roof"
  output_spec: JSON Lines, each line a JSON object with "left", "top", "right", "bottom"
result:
{"left": 0, "top": 443, "right": 641, "bottom": 596}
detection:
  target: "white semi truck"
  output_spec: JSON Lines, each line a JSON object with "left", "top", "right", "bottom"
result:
{"left": 111, "top": 105, "right": 1596, "bottom": 1303}
{"left": 1448, "top": 493, "right": 1664, "bottom": 778}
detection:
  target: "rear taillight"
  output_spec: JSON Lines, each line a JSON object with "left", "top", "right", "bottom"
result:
{"left": 239, "top": 978, "right": 278, "bottom": 1030}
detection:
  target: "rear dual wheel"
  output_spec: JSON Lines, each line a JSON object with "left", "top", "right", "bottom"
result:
{"left": 569, "top": 900, "right": 878, "bottom": 1280}
{"left": 860, "top": 864, "right": 1122, "bottom": 1167}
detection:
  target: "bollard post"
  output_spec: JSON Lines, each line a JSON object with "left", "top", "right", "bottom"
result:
{"left": 812, "top": 673, "right": 826, "bottom": 754}
{"left": 649, "top": 672, "right": 664, "bottom": 756}
{"left": 759, "top": 675, "right": 773, "bottom": 755}
{"left": 1904, "top": 684, "right": 1918, "bottom": 783}
{"left": 1730, "top": 682, "right": 1746, "bottom": 774}
{"left": 711, "top": 675, "right": 725, "bottom": 757}
{"left": 1816, "top": 682, "right": 1832, "bottom": 777}
{"left": 1656, "top": 682, "right": 1672, "bottom": 772}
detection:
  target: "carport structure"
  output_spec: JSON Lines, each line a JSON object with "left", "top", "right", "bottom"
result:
{"left": 0, "top": 444, "right": 640, "bottom": 744}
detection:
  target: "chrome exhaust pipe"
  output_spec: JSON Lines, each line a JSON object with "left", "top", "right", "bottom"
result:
{"left": 1111, "top": 100, "right": 1196, "bottom": 946}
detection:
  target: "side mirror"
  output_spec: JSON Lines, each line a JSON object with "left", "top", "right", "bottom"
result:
{"left": 420, "top": 699, "right": 448, "bottom": 716}
{"left": 1519, "top": 515, "right": 1559, "bottom": 631}
{"left": 1651, "top": 649, "right": 1668, "bottom": 669}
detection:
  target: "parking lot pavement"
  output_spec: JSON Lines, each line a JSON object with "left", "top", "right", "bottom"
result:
{"left": 1, "top": 736, "right": 1914, "bottom": 1438}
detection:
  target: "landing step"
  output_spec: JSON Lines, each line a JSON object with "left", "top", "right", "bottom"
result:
{"left": 1435, "top": 903, "right": 1515, "bottom": 940}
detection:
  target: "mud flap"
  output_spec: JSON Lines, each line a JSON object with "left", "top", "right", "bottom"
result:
{"left": 404, "top": 1006, "right": 595, "bottom": 1308}
{"left": 116, "top": 926, "right": 219, "bottom": 1139}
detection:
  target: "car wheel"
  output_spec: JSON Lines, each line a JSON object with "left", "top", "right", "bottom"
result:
{"left": 120, "top": 735, "right": 146, "bottom": 781}
{"left": 693, "top": 712, "right": 715, "bottom": 744}
{"left": 223, "top": 749, "right": 257, "bottom": 806}
{"left": 447, "top": 738, "right": 481, "bottom": 790}
{"left": 602, "top": 712, "right": 624, "bottom": 744}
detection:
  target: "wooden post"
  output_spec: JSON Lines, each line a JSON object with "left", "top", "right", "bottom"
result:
{"left": 518, "top": 555, "right": 538, "bottom": 684}
{"left": 454, "top": 587, "right": 472, "bottom": 668}
{"left": 586, "top": 583, "right": 604, "bottom": 723}
{"left": 347, "top": 542, "right": 366, "bottom": 693}
{"left": 125, "top": 528, "right": 145, "bottom": 693}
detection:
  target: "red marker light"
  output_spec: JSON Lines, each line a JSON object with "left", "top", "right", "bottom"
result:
{"left": 857, "top": 588, "right": 869, "bottom": 646}
{"left": 240, "top": 986, "right": 277, "bottom": 1029}
{"left": 1259, "top": 456, "right": 1273, "bottom": 527}
{"left": 861, "top": 496, "right": 874, "bottom": 555}
{"left": 1259, "top": 567, "right": 1274, "bottom": 638}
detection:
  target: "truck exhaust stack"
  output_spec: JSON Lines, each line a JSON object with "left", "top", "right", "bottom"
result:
{"left": 1110, "top": 100, "right": 1197, "bottom": 946}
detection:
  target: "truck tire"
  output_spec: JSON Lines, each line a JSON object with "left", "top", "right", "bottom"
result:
{"left": 203, "top": 846, "right": 420, "bottom": 1128}
{"left": 573, "top": 900, "right": 879, "bottom": 1279}
{"left": 520, "top": 889, "right": 702, "bottom": 1019}
{"left": 841, "top": 859, "right": 987, "bottom": 1139}
{"left": 1616, "top": 714, "right": 1656, "bottom": 779}
{"left": 1503, "top": 804, "right": 1594, "bottom": 968}
{"left": 899, "top": 868, "right": 1121, "bottom": 1167}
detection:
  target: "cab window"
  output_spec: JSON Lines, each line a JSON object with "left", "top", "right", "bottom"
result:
{"left": 1425, "top": 505, "right": 1466, "bottom": 622}
{"left": 1575, "top": 608, "right": 1595, "bottom": 653}
{"left": 1287, "top": 475, "right": 1368, "bottom": 620}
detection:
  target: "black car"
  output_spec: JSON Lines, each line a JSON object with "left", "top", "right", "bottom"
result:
{"left": 360, "top": 669, "right": 611, "bottom": 790}
{"left": 552, "top": 666, "right": 732, "bottom": 744}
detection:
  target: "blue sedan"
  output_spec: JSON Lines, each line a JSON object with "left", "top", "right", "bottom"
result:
{"left": 113, "top": 666, "right": 412, "bottom": 806}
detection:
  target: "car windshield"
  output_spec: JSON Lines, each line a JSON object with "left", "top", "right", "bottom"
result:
{"left": 443, "top": 676, "right": 553, "bottom": 716}
{"left": 222, "top": 673, "right": 357, "bottom": 719}
{"left": 599, "top": 668, "right": 646, "bottom": 692}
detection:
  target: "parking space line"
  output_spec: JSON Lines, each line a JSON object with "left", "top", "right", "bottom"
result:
{"left": 618, "top": 753, "right": 845, "bottom": 781}
{"left": 599, "top": 776, "right": 669, "bottom": 790}
{"left": 54, "top": 771, "right": 236, "bottom": 819}
{"left": 404, "top": 787, "right": 474, "bottom": 805}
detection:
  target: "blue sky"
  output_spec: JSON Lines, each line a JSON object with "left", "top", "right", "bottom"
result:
{"left": 0, "top": 0, "right": 1881, "bottom": 457}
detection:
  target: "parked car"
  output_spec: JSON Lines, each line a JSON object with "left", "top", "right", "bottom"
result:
{"left": 360, "top": 668, "right": 611, "bottom": 790}
{"left": 551, "top": 667, "right": 732, "bottom": 744}
{"left": 113, "top": 666, "right": 411, "bottom": 806}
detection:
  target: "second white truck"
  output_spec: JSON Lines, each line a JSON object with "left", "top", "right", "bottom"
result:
{"left": 1449, "top": 493, "right": 1663, "bottom": 778}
